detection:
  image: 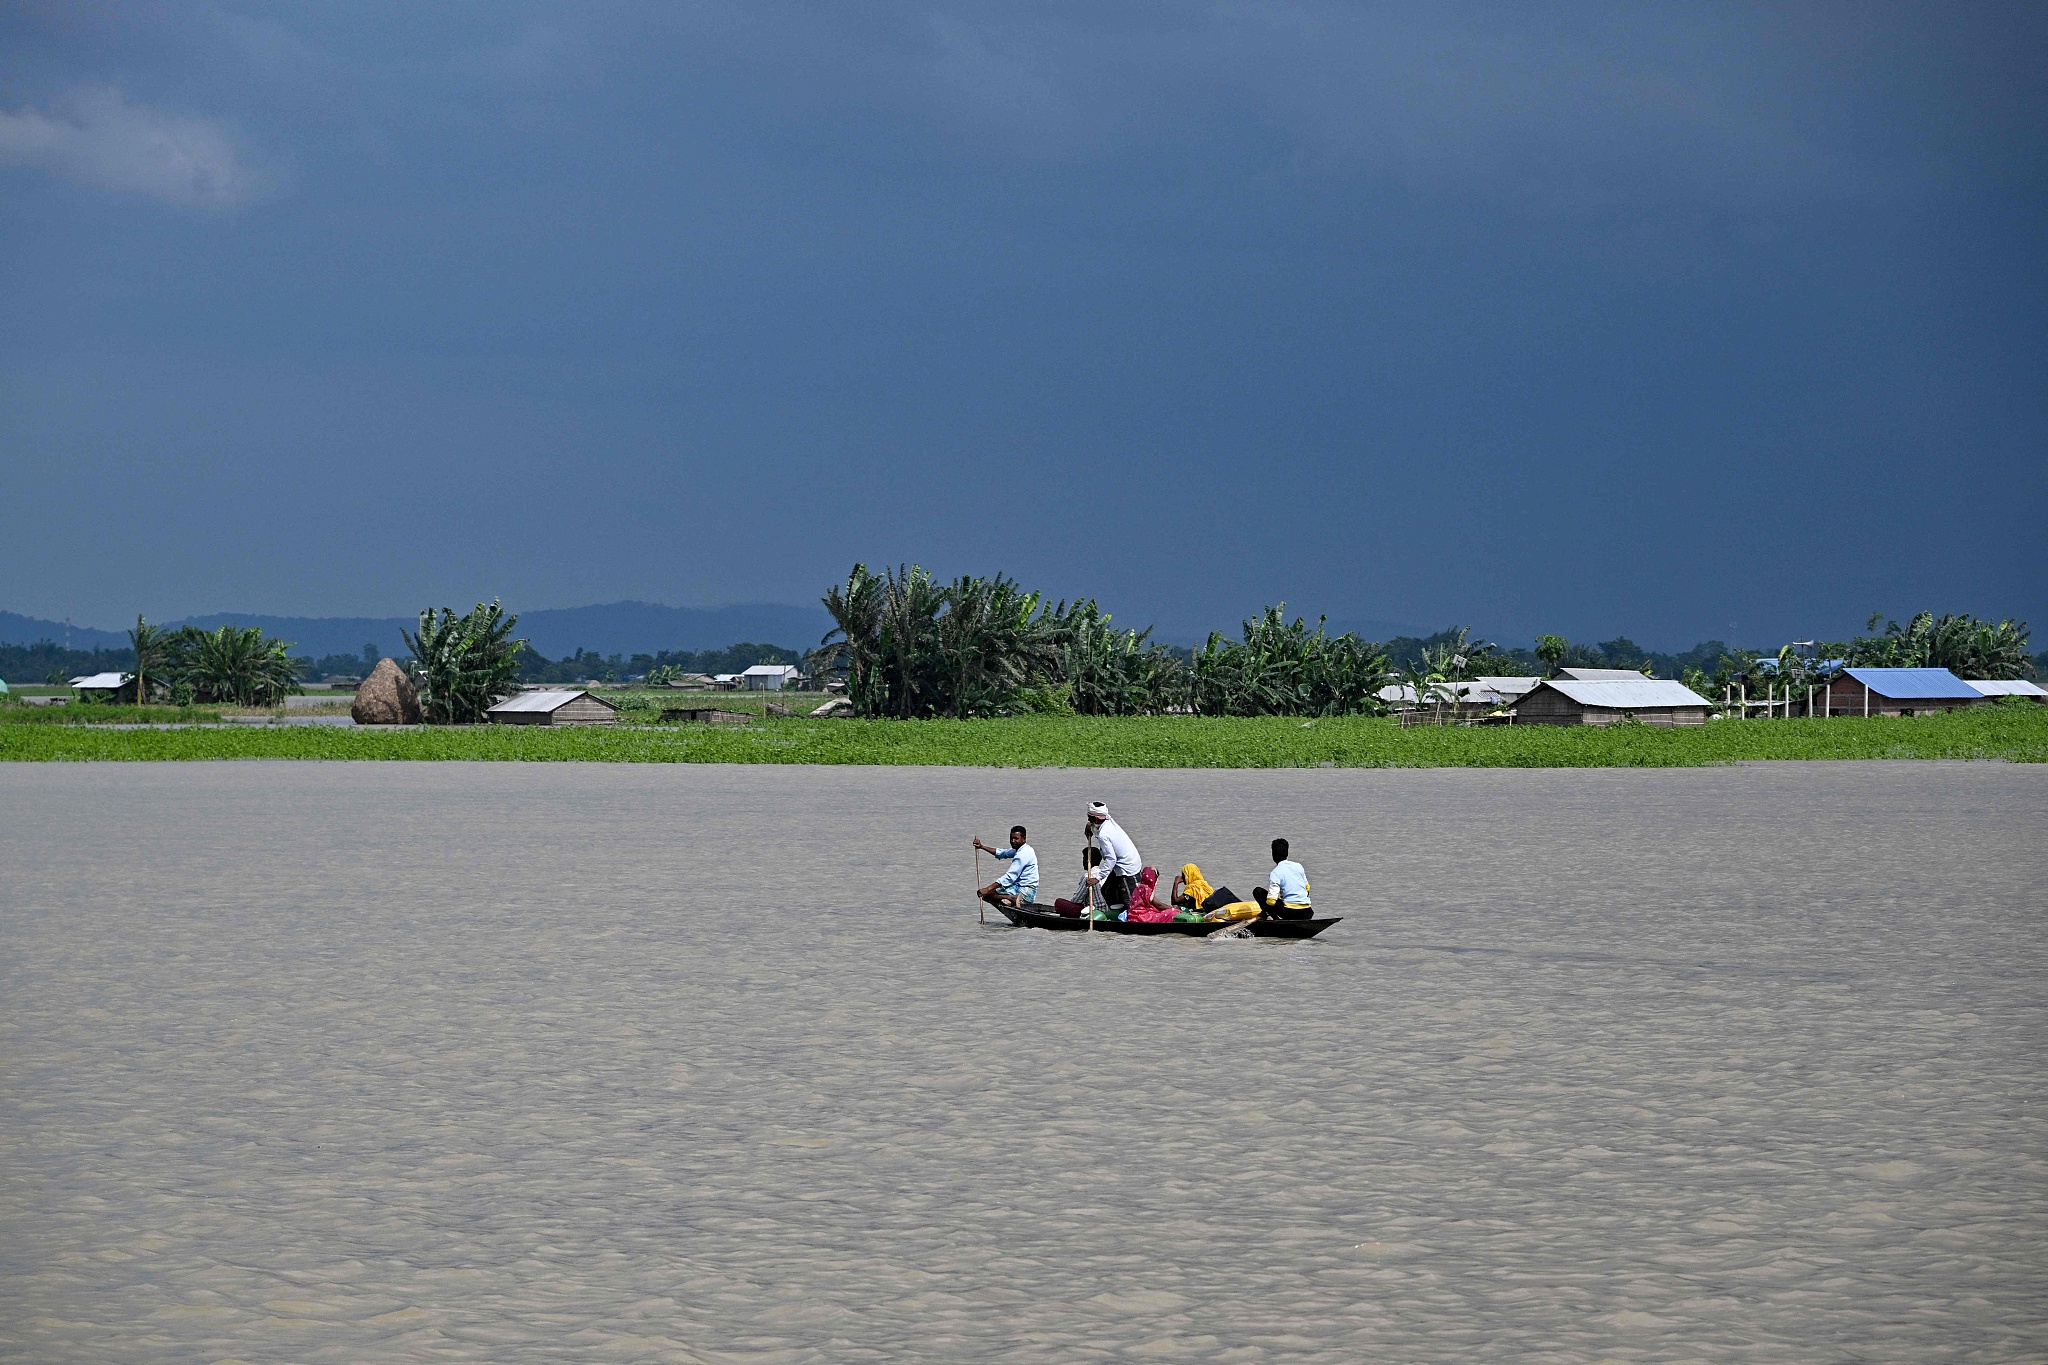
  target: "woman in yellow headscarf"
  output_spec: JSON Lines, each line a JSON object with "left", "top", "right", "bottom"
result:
{"left": 1173, "top": 862, "right": 1261, "bottom": 920}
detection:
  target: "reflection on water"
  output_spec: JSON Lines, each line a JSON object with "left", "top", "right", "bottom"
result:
{"left": 2, "top": 762, "right": 2043, "bottom": 1362}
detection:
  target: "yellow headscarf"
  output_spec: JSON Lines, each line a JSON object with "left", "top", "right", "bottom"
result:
{"left": 1180, "top": 863, "right": 1214, "bottom": 906}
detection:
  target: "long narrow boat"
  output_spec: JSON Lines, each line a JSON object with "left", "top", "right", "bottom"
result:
{"left": 995, "top": 903, "right": 1341, "bottom": 940}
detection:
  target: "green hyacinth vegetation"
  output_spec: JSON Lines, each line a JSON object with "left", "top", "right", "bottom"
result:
{"left": 4, "top": 701, "right": 2042, "bottom": 766}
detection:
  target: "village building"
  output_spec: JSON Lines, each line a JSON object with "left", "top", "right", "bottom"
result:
{"left": 70, "top": 671, "right": 131, "bottom": 699}
{"left": 739, "top": 663, "right": 804, "bottom": 691}
{"left": 1821, "top": 667, "right": 1981, "bottom": 717}
{"left": 1513, "top": 677, "right": 1713, "bottom": 726}
{"left": 1963, "top": 679, "right": 2048, "bottom": 703}
{"left": 68, "top": 671, "right": 166, "bottom": 703}
{"left": 485, "top": 689, "right": 620, "bottom": 726}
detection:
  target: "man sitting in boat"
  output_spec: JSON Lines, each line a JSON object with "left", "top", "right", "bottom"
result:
{"left": 1052, "top": 846, "right": 1107, "bottom": 917}
{"left": 974, "top": 826, "right": 1038, "bottom": 910}
{"left": 1252, "top": 838, "right": 1313, "bottom": 920}
{"left": 1084, "top": 801, "right": 1142, "bottom": 911}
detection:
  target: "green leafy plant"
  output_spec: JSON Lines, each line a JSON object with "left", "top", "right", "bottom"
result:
{"left": 404, "top": 600, "right": 527, "bottom": 725}
{"left": 813, "top": 564, "right": 1080, "bottom": 718}
{"left": 163, "top": 624, "right": 302, "bottom": 706}
{"left": 812, "top": 565, "right": 1389, "bottom": 719}
{"left": 128, "top": 615, "right": 173, "bottom": 705}
{"left": 1190, "top": 607, "right": 1390, "bottom": 717}
{"left": 1849, "top": 612, "right": 2032, "bottom": 678}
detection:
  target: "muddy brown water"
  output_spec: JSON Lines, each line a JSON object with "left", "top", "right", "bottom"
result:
{"left": 2, "top": 762, "right": 2043, "bottom": 1362}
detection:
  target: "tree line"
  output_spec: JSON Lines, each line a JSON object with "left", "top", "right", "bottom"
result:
{"left": 9, "top": 589, "right": 2035, "bottom": 726}
{"left": 808, "top": 563, "right": 1397, "bottom": 718}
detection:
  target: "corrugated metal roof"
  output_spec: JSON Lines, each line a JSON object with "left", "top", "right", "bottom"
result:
{"left": 1477, "top": 675, "right": 1542, "bottom": 696}
{"left": 70, "top": 672, "right": 130, "bottom": 689}
{"left": 1841, "top": 667, "right": 1980, "bottom": 700}
{"left": 1539, "top": 678, "right": 1712, "bottom": 709}
{"left": 1965, "top": 678, "right": 2048, "bottom": 697}
{"left": 1559, "top": 667, "right": 1654, "bottom": 681}
{"left": 487, "top": 689, "right": 615, "bottom": 714}
{"left": 740, "top": 664, "right": 801, "bottom": 676}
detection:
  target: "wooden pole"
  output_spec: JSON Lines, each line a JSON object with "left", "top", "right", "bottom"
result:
{"left": 975, "top": 845, "right": 984, "bottom": 923}
{"left": 1084, "top": 840, "right": 1095, "bottom": 933}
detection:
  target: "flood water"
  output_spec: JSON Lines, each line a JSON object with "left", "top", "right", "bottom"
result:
{"left": 2, "top": 761, "right": 2043, "bottom": 1362}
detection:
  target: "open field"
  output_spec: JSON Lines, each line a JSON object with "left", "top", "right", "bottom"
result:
{"left": 2, "top": 703, "right": 2044, "bottom": 765}
{"left": 2, "top": 761, "right": 2043, "bottom": 1362}
{"left": 0, "top": 703, "right": 226, "bottom": 726}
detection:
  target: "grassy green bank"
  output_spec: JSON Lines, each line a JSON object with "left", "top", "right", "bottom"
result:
{"left": 3, "top": 705, "right": 2044, "bottom": 766}
{"left": 0, "top": 704, "right": 225, "bottom": 726}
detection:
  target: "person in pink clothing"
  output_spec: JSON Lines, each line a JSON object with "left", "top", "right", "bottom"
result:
{"left": 1122, "top": 867, "right": 1178, "bottom": 922}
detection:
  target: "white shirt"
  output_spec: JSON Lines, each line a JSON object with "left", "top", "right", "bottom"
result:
{"left": 1267, "top": 859, "right": 1311, "bottom": 906}
{"left": 1089, "top": 817, "right": 1142, "bottom": 878}
{"left": 993, "top": 842, "right": 1038, "bottom": 892}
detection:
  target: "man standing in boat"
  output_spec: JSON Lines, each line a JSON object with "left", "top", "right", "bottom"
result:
{"left": 1084, "top": 801, "right": 1143, "bottom": 911}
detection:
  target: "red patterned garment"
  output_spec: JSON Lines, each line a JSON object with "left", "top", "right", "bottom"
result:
{"left": 1123, "top": 867, "right": 1177, "bottom": 922}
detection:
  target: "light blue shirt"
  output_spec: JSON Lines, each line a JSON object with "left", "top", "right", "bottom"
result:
{"left": 1267, "top": 859, "right": 1311, "bottom": 906}
{"left": 994, "top": 842, "right": 1038, "bottom": 893}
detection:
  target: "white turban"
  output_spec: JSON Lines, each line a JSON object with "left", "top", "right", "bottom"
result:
{"left": 1087, "top": 802, "right": 1109, "bottom": 819}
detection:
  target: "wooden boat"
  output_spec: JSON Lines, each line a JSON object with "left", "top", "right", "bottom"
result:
{"left": 995, "top": 903, "right": 1340, "bottom": 939}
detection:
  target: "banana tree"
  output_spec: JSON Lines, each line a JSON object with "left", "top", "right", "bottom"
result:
{"left": 404, "top": 600, "right": 526, "bottom": 724}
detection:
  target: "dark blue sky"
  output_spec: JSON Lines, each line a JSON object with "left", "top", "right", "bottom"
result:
{"left": 3, "top": 2, "right": 2042, "bottom": 648}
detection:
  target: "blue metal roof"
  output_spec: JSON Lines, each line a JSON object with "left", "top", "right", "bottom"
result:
{"left": 1841, "top": 667, "right": 1981, "bottom": 699}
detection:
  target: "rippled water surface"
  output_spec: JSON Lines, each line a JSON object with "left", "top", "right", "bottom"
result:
{"left": 2, "top": 762, "right": 2043, "bottom": 1362}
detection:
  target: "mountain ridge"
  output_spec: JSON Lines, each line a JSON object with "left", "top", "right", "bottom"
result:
{"left": 0, "top": 602, "right": 837, "bottom": 660}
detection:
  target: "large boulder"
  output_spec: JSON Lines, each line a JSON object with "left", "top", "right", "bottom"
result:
{"left": 352, "top": 659, "right": 423, "bottom": 725}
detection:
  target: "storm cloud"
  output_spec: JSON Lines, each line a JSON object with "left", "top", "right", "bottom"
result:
{"left": 0, "top": 3, "right": 2041, "bottom": 645}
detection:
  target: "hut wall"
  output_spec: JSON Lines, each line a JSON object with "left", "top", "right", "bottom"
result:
{"left": 548, "top": 695, "right": 619, "bottom": 726}
{"left": 1581, "top": 707, "right": 1707, "bottom": 728}
{"left": 1513, "top": 689, "right": 1584, "bottom": 725}
{"left": 491, "top": 709, "right": 547, "bottom": 725}
{"left": 1513, "top": 688, "right": 1708, "bottom": 727}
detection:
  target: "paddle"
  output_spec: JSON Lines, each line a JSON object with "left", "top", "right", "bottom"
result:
{"left": 1211, "top": 909, "right": 1263, "bottom": 940}
{"left": 1083, "top": 839, "right": 1095, "bottom": 932}
{"left": 975, "top": 843, "right": 984, "bottom": 923}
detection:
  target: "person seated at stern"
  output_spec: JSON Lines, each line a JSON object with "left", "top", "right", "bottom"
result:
{"left": 974, "top": 825, "right": 1038, "bottom": 910}
{"left": 1251, "top": 838, "right": 1313, "bottom": 920}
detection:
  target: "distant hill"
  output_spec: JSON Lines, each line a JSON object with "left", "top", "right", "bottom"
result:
{"left": 167, "top": 613, "right": 417, "bottom": 660}
{"left": 514, "top": 602, "right": 834, "bottom": 658}
{"left": 0, "top": 611, "right": 130, "bottom": 651}
{"left": 0, "top": 601, "right": 836, "bottom": 662}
